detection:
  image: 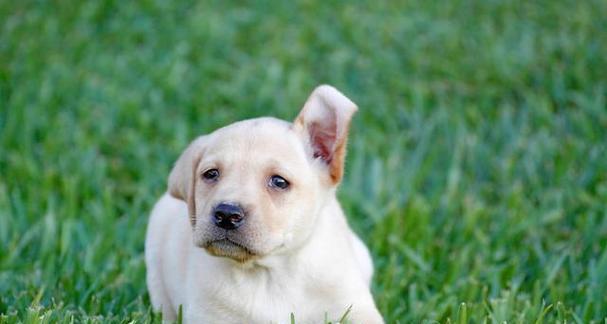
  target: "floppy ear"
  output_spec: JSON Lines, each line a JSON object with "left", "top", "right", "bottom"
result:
{"left": 168, "top": 136, "right": 207, "bottom": 225}
{"left": 294, "top": 85, "right": 358, "bottom": 185}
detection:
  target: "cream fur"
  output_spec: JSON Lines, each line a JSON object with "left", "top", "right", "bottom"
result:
{"left": 145, "top": 85, "right": 383, "bottom": 323}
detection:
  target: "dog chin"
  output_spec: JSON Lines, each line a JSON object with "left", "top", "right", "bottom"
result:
{"left": 203, "top": 239, "right": 258, "bottom": 263}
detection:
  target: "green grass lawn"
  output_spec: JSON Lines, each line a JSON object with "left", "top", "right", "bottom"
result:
{"left": 1, "top": 0, "right": 606, "bottom": 323}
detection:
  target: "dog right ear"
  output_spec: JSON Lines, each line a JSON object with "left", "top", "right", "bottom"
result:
{"left": 293, "top": 85, "right": 358, "bottom": 185}
{"left": 168, "top": 136, "right": 207, "bottom": 224}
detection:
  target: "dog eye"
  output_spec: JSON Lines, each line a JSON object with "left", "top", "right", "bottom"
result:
{"left": 269, "top": 175, "right": 289, "bottom": 190}
{"left": 202, "top": 169, "right": 220, "bottom": 181}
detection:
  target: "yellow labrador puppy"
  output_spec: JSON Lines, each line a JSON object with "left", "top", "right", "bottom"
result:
{"left": 145, "top": 85, "right": 383, "bottom": 323}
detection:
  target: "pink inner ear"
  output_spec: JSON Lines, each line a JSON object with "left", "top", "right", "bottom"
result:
{"left": 310, "top": 122, "right": 337, "bottom": 163}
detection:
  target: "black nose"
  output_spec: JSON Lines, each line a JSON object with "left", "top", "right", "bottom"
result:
{"left": 212, "top": 203, "right": 245, "bottom": 230}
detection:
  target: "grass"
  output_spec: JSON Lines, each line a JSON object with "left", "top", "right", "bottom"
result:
{"left": 1, "top": 0, "right": 606, "bottom": 322}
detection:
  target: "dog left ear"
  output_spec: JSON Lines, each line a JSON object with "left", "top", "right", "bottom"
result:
{"left": 168, "top": 136, "right": 207, "bottom": 225}
{"left": 294, "top": 85, "right": 358, "bottom": 185}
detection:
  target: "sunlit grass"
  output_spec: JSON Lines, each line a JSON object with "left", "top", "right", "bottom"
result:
{"left": 1, "top": 0, "right": 606, "bottom": 323}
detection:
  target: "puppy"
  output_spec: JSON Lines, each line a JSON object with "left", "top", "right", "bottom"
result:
{"left": 145, "top": 85, "right": 383, "bottom": 323}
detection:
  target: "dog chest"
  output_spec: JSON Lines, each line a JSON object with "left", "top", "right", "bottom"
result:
{"left": 183, "top": 260, "right": 346, "bottom": 323}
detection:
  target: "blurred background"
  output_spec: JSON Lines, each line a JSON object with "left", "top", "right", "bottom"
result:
{"left": 1, "top": 0, "right": 606, "bottom": 322}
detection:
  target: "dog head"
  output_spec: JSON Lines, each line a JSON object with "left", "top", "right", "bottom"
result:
{"left": 167, "top": 85, "right": 357, "bottom": 262}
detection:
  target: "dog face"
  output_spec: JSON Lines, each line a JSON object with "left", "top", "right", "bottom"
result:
{"left": 168, "top": 86, "right": 357, "bottom": 262}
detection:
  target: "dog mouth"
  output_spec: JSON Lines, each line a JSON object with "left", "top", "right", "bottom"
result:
{"left": 204, "top": 238, "right": 258, "bottom": 262}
